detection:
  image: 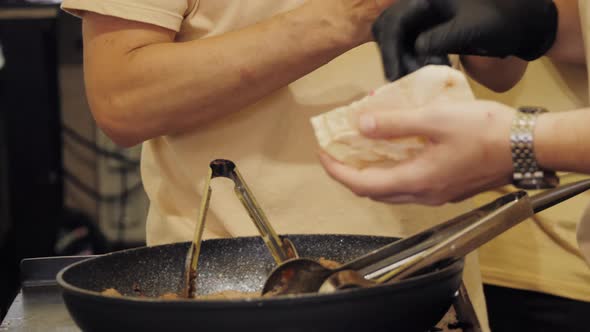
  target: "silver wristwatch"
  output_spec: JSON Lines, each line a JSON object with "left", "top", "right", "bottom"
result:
{"left": 510, "top": 106, "right": 559, "bottom": 189}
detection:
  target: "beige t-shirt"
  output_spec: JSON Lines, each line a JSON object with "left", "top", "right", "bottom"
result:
{"left": 61, "top": 0, "right": 478, "bottom": 251}
{"left": 466, "top": 0, "right": 590, "bottom": 302}
{"left": 61, "top": 0, "right": 489, "bottom": 328}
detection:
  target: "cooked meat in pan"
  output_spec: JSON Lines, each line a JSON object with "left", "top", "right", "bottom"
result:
{"left": 100, "top": 257, "right": 342, "bottom": 300}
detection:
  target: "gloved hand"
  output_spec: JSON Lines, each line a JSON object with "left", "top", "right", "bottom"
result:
{"left": 372, "top": 0, "right": 558, "bottom": 81}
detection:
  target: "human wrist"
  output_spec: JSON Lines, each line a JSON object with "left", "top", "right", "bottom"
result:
{"left": 545, "top": 0, "right": 586, "bottom": 64}
{"left": 533, "top": 112, "right": 557, "bottom": 171}
{"left": 302, "top": 0, "right": 382, "bottom": 49}
{"left": 290, "top": 2, "right": 360, "bottom": 53}
{"left": 279, "top": 3, "right": 355, "bottom": 60}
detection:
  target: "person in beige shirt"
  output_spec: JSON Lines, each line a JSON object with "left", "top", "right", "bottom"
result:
{"left": 324, "top": 0, "right": 590, "bottom": 331}
{"left": 60, "top": 0, "right": 491, "bottom": 329}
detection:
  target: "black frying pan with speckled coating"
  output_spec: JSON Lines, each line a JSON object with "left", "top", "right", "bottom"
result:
{"left": 57, "top": 234, "right": 463, "bottom": 332}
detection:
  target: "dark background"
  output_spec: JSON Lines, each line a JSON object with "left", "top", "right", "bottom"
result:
{"left": 0, "top": 1, "right": 144, "bottom": 319}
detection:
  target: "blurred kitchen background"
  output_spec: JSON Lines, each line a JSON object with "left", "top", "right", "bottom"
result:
{"left": 0, "top": 0, "right": 148, "bottom": 319}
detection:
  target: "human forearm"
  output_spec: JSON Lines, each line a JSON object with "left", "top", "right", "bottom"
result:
{"left": 545, "top": 0, "right": 585, "bottom": 64}
{"left": 536, "top": 109, "right": 590, "bottom": 173}
{"left": 457, "top": 0, "right": 584, "bottom": 93}
{"left": 459, "top": 55, "right": 528, "bottom": 92}
{"left": 84, "top": 1, "right": 389, "bottom": 147}
{"left": 460, "top": 1, "right": 585, "bottom": 66}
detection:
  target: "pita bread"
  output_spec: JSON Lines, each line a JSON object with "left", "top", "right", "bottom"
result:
{"left": 311, "top": 65, "right": 475, "bottom": 168}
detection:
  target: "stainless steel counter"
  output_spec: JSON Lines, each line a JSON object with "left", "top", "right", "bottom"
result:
{"left": 2, "top": 287, "right": 79, "bottom": 332}
{"left": 1, "top": 257, "right": 87, "bottom": 331}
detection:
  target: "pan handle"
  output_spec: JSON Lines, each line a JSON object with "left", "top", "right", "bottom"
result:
{"left": 344, "top": 191, "right": 525, "bottom": 278}
{"left": 319, "top": 180, "right": 590, "bottom": 293}
{"left": 349, "top": 179, "right": 590, "bottom": 280}
{"left": 319, "top": 192, "right": 531, "bottom": 292}
{"left": 369, "top": 179, "right": 590, "bottom": 282}
{"left": 531, "top": 179, "right": 590, "bottom": 213}
{"left": 379, "top": 194, "right": 533, "bottom": 282}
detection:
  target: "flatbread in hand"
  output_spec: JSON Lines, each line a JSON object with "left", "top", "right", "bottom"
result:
{"left": 311, "top": 65, "right": 475, "bottom": 168}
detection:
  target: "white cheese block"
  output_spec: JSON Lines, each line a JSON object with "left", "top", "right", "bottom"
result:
{"left": 311, "top": 65, "right": 475, "bottom": 168}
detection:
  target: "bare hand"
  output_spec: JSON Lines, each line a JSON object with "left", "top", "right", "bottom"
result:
{"left": 319, "top": 100, "right": 516, "bottom": 205}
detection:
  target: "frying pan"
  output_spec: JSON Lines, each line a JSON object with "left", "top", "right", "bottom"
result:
{"left": 58, "top": 178, "right": 590, "bottom": 332}
{"left": 58, "top": 235, "right": 464, "bottom": 332}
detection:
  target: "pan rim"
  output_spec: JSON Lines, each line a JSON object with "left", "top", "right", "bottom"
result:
{"left": 56, "top": 234, "right": 464, "bottom": 307}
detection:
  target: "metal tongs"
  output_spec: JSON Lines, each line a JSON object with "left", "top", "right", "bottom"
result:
{"left": 262, "top": 179, "right": 590, "bottom": 296}
{"left": 183, "top": 159, "right": 298, "bottom": 298}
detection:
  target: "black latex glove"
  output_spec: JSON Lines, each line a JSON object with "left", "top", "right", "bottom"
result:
{"left": 372, "top": 0, "right": 558, "bottom": 81}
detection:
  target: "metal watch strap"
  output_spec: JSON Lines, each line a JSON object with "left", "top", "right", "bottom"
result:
{"left": 511, "top": 107, "right": 558, "bottom": 189}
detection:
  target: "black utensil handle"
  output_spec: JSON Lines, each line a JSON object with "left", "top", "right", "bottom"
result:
{"left": 531, "top": 179, "right": 590, "bottom": 213}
